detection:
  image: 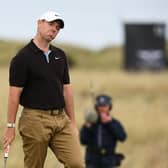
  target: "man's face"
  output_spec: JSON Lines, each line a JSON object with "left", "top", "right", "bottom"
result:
{"left": 97, "top": 105, "right": 110, "bottom": 114}
{"left": 38, "top": 20, "right": 61, "bottom": 42}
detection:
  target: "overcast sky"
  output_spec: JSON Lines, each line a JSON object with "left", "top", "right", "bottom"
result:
{"left": 0, "top": 0, "right": 168, "bottom": 49}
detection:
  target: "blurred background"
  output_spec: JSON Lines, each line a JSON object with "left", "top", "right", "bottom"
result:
{"left": 0, "top": 0, "right": 168, "bottom": 167}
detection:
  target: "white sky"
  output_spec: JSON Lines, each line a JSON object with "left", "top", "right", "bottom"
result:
{"left": 0, "top": 0, "right": 168, "bottom": 49}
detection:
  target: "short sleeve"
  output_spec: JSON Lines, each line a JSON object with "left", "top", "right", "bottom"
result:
{"left": 63, "top": 55, "right": 70, "bottom": 84}
{"left": 9, "top": 54, "right": 28, "bottom": 87}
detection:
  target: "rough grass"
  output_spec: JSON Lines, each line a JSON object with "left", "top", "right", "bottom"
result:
{"left": 0, "top": 40, "right": 24, "bottom": 66}
{"left": 0, "top": 67, "right": 168, "bottom": 168}
{"left": 0, "top": 39, "right": 168, "bottom": 167}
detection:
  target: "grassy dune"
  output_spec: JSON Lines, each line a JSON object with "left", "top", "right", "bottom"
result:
{"left": 0, "top": 39, "right": 122, "bottom": 69}
{"left": 0, "top": 66, "right": 168, "bottom": 168}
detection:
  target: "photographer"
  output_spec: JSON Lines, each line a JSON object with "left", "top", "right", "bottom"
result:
{"left": 80, "top": 94, "right": 127, "bottom": 168}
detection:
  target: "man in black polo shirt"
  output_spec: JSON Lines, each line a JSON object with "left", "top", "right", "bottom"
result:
{"left": 4, "top": 11, "right": 85, "bottom": 168}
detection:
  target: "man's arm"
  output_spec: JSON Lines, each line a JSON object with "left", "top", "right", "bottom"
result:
{"left": 63, "top": 84, "right": 75, "bottom": 122}
{"left": 63, "top": 84, "right": 78, "bottom": 135}
{"left": 4, "top": 86, "right": 23, "bottom": 148}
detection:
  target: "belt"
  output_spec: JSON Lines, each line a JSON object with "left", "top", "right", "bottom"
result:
{"left": 88, "top": 147, "right": 114, "bottom": 155}
{"left": 45, "top": 109, "right": 64, "bottom": 115}
{"left": 24, "top": 107, "right": 64, "bottom": 116}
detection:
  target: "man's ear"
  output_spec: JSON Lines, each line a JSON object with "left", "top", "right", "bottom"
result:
{"left": 37, "top": 20, "right": 44, "bottom": 31}
{"left": 37, "top": 20, "right": 42, "bottom": 25}
{"left": 38, "top": 20, "right": 44, "bottom": 26}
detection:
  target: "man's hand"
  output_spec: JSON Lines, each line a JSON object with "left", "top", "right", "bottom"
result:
{"left": 4, "top": 128, "right": 15, "bottom": 148}
{"left": 4, "top": 86, "right": 22, "bottom": 148}
{"left": 100, "top": 112, "right": 112, "bottom": 123}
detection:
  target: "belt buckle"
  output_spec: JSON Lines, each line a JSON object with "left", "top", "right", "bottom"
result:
{"left": 51, "top": 110, "right": 59, "bottom": 115}
{"left": 100, "top": 148, "right": 106, "bottom": 155}
{"left": 50, "top": 109, "right": 63, "bottom": 115}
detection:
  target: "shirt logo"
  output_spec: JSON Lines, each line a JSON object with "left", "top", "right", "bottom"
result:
{"left": 55, "top": 57, "right": 61, "bottom": 60}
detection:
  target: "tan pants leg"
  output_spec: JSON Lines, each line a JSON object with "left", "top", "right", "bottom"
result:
{"left": 18, "top": 108, "right": 49, "bottom": 168}
{"left": 18, "top": 108, "right": 85, "bottom": 168}
{"left": 49, "top": 114, "right": 85, "bottom": 168}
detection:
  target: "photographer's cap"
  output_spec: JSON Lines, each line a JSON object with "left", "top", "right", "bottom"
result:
{"left": 39, "top": 11, "right": 64, "bottom": 29}
{"left": 95, "top": 95, "right": 112, "bottom": 106}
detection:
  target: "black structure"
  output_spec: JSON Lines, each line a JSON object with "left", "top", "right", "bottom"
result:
{"left": 124, "top": 23, "right": 167, "bottom": 70}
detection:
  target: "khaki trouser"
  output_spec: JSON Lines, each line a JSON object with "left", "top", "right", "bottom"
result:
{"left": 18, "top": 108, "right": 85, "bottom": 168}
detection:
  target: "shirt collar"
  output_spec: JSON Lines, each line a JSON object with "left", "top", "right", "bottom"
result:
{"left": 29, "top": 39, "right": 53, "bottom": 54}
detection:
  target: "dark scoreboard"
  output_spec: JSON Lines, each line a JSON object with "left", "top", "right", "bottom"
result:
{"left": 124, "top": 23, "right": 167, "bottom": 70}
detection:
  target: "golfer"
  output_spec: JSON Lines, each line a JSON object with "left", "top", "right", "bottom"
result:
{"left": 4, "top": 11, "right": 85, "bottom": 168}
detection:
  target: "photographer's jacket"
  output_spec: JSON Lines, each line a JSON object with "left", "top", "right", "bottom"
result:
{"left": 80, "top": 118, "right": 127, "bottom": 166}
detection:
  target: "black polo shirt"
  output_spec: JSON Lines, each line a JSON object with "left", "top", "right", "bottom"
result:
{"left": 9, "top": 40, "right": 70, "bottom": 110}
